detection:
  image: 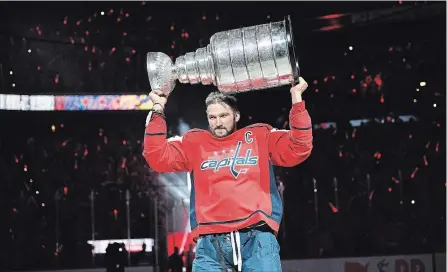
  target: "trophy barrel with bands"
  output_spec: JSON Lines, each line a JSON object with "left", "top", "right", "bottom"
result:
{"left": 147, "top": 15, "right": 300, "bottom": 95}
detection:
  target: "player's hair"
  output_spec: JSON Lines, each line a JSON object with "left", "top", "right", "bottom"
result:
{"left": 205, "top": 92, "right": 239, "bottom": 113}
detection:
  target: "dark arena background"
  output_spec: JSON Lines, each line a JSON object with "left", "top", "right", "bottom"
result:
{"left": 0, "top": 1, "right": 445, "bottom": 272}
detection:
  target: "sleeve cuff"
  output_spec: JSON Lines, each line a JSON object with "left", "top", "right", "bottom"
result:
{"left": 289, "top": 101, "right": 312, "bottom": 129}
{"left": 291, "top": 101, "right": 307, "bottom": 114}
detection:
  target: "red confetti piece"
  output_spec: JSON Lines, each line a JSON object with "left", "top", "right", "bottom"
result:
{"left": 410, "top": 167, "right": 419, "bottom": 179}
{"left": 423, "top": 155, "right": 428, "bottom": 166}
{"left": 63, "top": 187, "right": 68, "bottom": 196}
{"left": 70, "top": 39, "right": 75, "bottom": 44}
{"left": 92, "top": 46, "right": 96, "bottom": 53}
{"left": 324, "top": 77, "right": 328, "bottom": 82}
{"left": 409, "top": 134, "right": 412, "bottom": 139}
{"left": 84, "top": 46, "right": 88, "bottom": 52}
{"left": 392, "top": 177, "right": 400, "bottom": 184}
{"left": 88, "top": 17, "right": 92, "bottom": 23}
{"left": 328, "top": 202, "right": 338, "bottom": 213}
{"left": 388, "top": 187, "right": 392, "bottom": 192}
{"left": 125, "top": 13, "right": 129, "bottom": 18}
{"left": 315, "top": 88, "right": 319, "bottom": 93}
{"left": 55, "top": 75, "right": 59, "bottom": 84}
{"left": 84, "top": 149, "right": 88, "bottom": 157}
{"left": 14, "top": 156, "right": 19, "bottom": 163}
{"left": 184, "top": 33, "right": 189, "bottom": 39}
{"left": 60, "top": 124, "right": 64, "bottom": 128}
{"left": 352, "top": 89, "right": 356, "bottom": 93}
{"left": 369, "top": 190, "right": 375, "bottom": 200}
{"left": 374, "top": 74, "right": 383, "bottom": 87}
{"left": 109, "top": 9, "right": 114, "bottom": 14}
{"left": 85, "top": 31, "right": 89, "bottom": 36}
{"left": 121, "top": 157, "right": 127, "bottom": 168}
{"left": 436, "top": 141, "right": 439, "bottom": 152}
{"left": 104, "top": 136, "right": 108, "bottom": 144}
{"left": 351, "top": 75, "right": 355, "bottom": 79}
{"left": 63, "top": 20, "right": 67, "bottom": 25}
{"left": 363, "top": 83, "right": 367, "bottom": 88}
{"left": 37, "top": 66, "right": 41, "bottom": 71}
{"left": 332, "top": 76, "right": 335, "bottom": 80}
{"left": 313, "top": 80, "right": 318, "bottom": 84}
{"left": 123, "top": 32, "right": 127, "bottom": 36}
{"left": 76, "top": 21, "right": 81, "bottom": 25}
{"left": 363, "top": 66, "right": 368, "bottom": 72}
{"left": 351, "top": 128, "right": 356, "bottom": 138}
{"left": 132, "top": 50, "right": 136, "bottom": 54}
{"left": 170, "top": 26, "right": 175, "bottom": 31}
{"left": 283, "top": 121, "right": 288, "bottom": 128}
{"left": 125, "top": 57, "right": 131, "bottom": 62}
{"left": 202, "top": 16, "right": 207, "bottom": 20}
{"left": 339, "top": 151, "right": 343, "bottom": 157}
{"left": 117, "top": 17, "right": 121, "bottom": 23}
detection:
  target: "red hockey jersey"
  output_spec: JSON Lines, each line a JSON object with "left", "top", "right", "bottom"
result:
{"left": 143, "top": 101, "right": 313, "bottom": 241}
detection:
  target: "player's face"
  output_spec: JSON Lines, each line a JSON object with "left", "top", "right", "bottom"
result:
{"left": 207, "top": 103, "right": 239, "bottom": 138}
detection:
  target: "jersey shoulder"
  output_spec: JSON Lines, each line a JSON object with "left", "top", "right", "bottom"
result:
{"left": 183, "top": 128, "right": 208, "bottom": 143}
{"left": 244, "top": 123, "right": 273, "bottom": 132}
{"left": 165, "top": 128, "right": 206, "bottom": 144}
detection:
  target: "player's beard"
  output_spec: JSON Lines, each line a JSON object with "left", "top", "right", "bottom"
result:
{"left": 210, "top": 117, "right": 237, "bottom": 138}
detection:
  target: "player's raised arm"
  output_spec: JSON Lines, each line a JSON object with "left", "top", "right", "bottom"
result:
{"left": 142, "top": 90, "right": 191, "bottom": 173}
{"left": 268, "top": 77, "right": 313, "bottom": 167}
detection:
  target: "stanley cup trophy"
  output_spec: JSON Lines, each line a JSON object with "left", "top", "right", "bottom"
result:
{"left": 147, "top": 15, "right": 300, "bottom": 95}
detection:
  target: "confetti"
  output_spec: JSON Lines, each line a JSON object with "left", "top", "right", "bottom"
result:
{"left": 410, "top": 167, "right": 419, "bottom": 179}
{"left": 328, "top": 202, "right": 338, "bottom": 213}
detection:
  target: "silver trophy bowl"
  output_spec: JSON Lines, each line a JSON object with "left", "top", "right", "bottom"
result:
{"left": 147, "top": 15, "right": 300, "bottom": 95}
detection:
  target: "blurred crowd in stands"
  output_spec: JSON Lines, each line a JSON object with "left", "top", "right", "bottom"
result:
{"left": 0, "top": 1, "right": 445, "bottom": 271}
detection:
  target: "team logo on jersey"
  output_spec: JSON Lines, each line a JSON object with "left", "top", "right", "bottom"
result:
{"left": 200, "top": 131, "right": 258, "bottom": 178}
